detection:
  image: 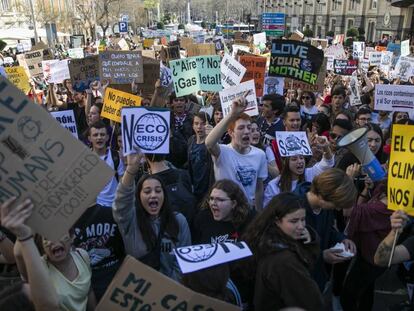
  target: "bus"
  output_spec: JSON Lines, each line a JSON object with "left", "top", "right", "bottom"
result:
{"left": 215, "top": 23, "right": 254, "bottom": 37}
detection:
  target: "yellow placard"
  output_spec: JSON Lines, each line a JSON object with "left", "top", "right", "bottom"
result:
{"left": 388, "top": 124, "right": 414, "bottom": 215}
{"left": 101, "top": 87, "right": 142, "bottom": 123}
{"left": 5, "top": 66, "right": 31, "bottom": 94}
{"left": 143, "top": 39, "right": 155, "bottom": 49}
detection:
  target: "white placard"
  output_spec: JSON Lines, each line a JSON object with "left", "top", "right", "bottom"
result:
{"left": 364, "top": 47, "right": 375, "bottom": 60}
{"left": 174, "top": 242, "right": 252, "bottom": 274}
{"left": 264, "top": 76, "right": 284, "bottom": 95}
{"left": 401, "top": 40, "right": 410, "bottom": 57}
{"left": 117, "top": 38, "right": 129, "bottom": 51}
{"left": 41, "top": 59, "right": 59, "bottom": 81}
{"left": 50, "top": 110, "right": 78, "bottom": 138}
{"left": 219, "top": 79, "right": 258, "bottom": 117}
{"left": 68, "top": 48, "right": 84, "bottom": 59}
{"left": 275, "top": 131, "right": 312, "bottom": 157}
{"left": 393, "top": 56, "right": 414, "bottom": 81}
{"left": 253, "top": 32, "right": 266, "bottom": 46}
{"left": 360, "top": 59, "right": 370, "bottom": 72}
{"left": 49, "top": 59, "right": 70, "bottom": 84}
{"left": 369, "top": 52, "right": 382, "bottom": 66}
{"left": 121, "top": 107, "right": 170, "bottom": 156}
{"left": 353, "top": 42, "right": 365, "bottom": 60}
{"left": 160, "top": 61, "right": 172, "bottom": 87}
{"left": 380, "top": 51, "right": 393, "bottom": 73}
{"left": 220, "top": 54, "right": 246, "bottom": 89}
{"left": 325, "top": 44, "right": 346, "bottom": 59}
{"left": 232, "top": 44, "right": 250, "bottom": 58}
{"left": 326, "top": 55, "right": 335, "bottom": 71}
{"left": 349, "top": 75, "right": 362, "bottom": 106}
{"left": 374, "top": 84, "right": 414, "bottom": 113}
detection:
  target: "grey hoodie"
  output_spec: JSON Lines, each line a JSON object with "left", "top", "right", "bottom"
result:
{"left": 113, "top": 182, "right": 191, "bottom": 281}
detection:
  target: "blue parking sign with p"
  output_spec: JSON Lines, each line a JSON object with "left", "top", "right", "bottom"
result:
{"left": 119, "top": 22, "right": 128, "bottom": 33}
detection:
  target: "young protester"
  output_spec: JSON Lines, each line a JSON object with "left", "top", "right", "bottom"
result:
{"left": 330, "top": 86, "right": 348, "bottom": 122}
{"left": 169, "top": 93, "right": 194, "bottom": 141}
{"left": 191, "top": 179, "right": 254, "bottom": 244}
{"left": 244, "top": 193, "right": 324, "bottom": 311}
{"left": 113, "top": 154, "right": 191, "bottom": 282}
{"left": 264, "top": 135, "right": 334, "bottom": 207}
{"left": 354, "top": 107, "right": 372, "bottom": 128}
{"left": 205, "top": 95, "right": 268, "bottom": 211}
{"left": 256, "top": 94, "right": 286, "bottom": 146}
{"left": 300, "top": 91, "right": 318, "bottom": 125}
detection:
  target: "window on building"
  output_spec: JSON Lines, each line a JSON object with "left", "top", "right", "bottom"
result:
{"left": 370, "top": 0, "right": 377, "bottom": 9}
{"left": 331, "top": 19, "right": 336, "bottom": 31}
{"left": 347, "top": 19, "right": 354, "bottom": 30}
{"left": 317, "top": 26, "right": 322, "bottom": 37}
{"left": 316, "top": 3, "right": 323, "bottom": 13}
{"left": 349, "top": 0, "right": 356, "bottom": 10}
{"left": 1, "top": 0, "right": 11, "bottom": 11}
{"left": 367, "top": 21, "right": 375, "bottom": 42}
{"left": 333, "top": 0, "right": 338, "bottom": 10}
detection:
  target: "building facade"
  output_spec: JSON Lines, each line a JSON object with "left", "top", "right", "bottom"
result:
{"left": 258, "top": 0, "right": 413, "bottom": 41}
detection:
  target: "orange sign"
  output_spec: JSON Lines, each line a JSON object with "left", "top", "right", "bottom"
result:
{"left": 239, "top": 55, "right": 266, "bottom": 97}
{"left": 375, "top": 46, "right": 387, "bottom": 52}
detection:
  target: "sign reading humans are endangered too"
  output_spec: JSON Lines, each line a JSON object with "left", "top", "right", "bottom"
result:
{"left": 121, "top": 107, "right": 170, "bottom": 156}
{"left": 275, "top": 131, "right": 312, "bottom": 157}
{"left": 388, "top": 125, "right": 414, "bottom": 215}
{"left": 0, "top": 76, "right": 113, "bottom": 241}
{"left": 96, "top": 256, "right": 240, "bottom": 311}
{"left": 269, "top": 40, "right": 324, "bottom": 85}
{"left": 374, "top": 84, "right": 414, "bottom": 113}
{"left": 99, "top": 51, "right": 143, "bottom": 84}
{"left": 101, "top": 87, "right": 142, "bottom": 123}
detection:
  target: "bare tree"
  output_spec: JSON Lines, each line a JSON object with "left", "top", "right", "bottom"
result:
{"left": 74, "top": 0, "right": 95, "bottom": 39}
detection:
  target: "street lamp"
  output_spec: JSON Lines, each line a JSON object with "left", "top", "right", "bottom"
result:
{"left": 28, "top": 0, "right": 38, "bottom": 43}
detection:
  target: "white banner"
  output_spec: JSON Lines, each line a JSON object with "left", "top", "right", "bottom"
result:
{"left": 174, "top": 242, "right": 252, "bottom": 274}
{"left": 264, "top": 76, "right": 284, "bottom": 95}
{"left": 49, "top": 59, "right": 70, "bottom": 84}
{"left": 369, "top": 52, "right": 382, "bottom": 66}
{"left": 121, "top": 107, "right": 170, "bottom": 156}
{"left": 349, "top": 75, "right": 362, "bottom": 106}
{"left": 50, "top": 110, "right": 78, "bottom": 138}
{"left": 275, "top": 131, "right": 312, "bottom": 157}
{"left": 219, "top": 79, "right": 258, "bottom": 117}
{"left": 68, "top": 48, "right": 84, "bottom": 59}
{"left": 393, "top": 56, "right": 414, "bottom": 81}
{"left": 374, "top": 84, "right": 414, "bottom": 113}
{"left": 220, "top": 54, "right": 246, "bottom": 89}
{"left": 401, "top": 39, "right": 410, "bottom": 57}
{"left": 353, "top": 42, "right": 365, "bottom": 60}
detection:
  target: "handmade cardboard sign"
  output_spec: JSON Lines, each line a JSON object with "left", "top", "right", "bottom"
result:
{"left": 174, "top": 242, "right": 252, "bottom": 274}
{"left": 23, "top": 49, "right": 44, "bottom": 77}
{"left": 180, "top": 37, "right": 194, "bottom": 50}
{"left": 68, "top": 48, "right": 84, "bottom": 59}
{"left": 393, "top": 56, "right": 414, "bottom": 81}
{"left": 102, "top": 87, "right": 142, "bottom": 123}
{"left": 333, "top": 59, "right": 358, "bottom": 76}
{"left": 219, "top": 79, "right": 258, "bottom": 117}
{"left": 311, "top": 39, "right": 328, "bottom": 49}
{"left": 388, "top": 124, "right": 414, "bottom": 215}
{"left": 160, "top": 45, "right": 180, "bottom": 63}
{"left": 99, "top": 51, "right": 143, "bottom": 84}
{"left": 41, "top": 60, "right": 59, "bottom": 81}
{"left": 117, "top": 38, "right": 129, "bottom": 51}
{"left": 4, "top": 66, "right": 31, "bottom": 94}
{"left": 369, "top": 52, "right": 382, "bottom": 67}
{"left": 264, "top": 76, "right": 284, "bottom": 95}
{"left": 349, "top": 75, "right": 362, "bottom": 106}
{"left": 221, "top": 54, "right": 246, "bottom": 89}
{"left": 96, "top": 256, "right": 240, "bottom": 311}
{"left": 186, "top": 43, "right": 216, "bottom": 57}
{"left": 239, "top": 55, "right": 266, "bottom": 97}
{"left": 380, "top": 51, "right": 393, "bottom": 73}
{"left": 375, "top": 46, "right": 387, "bottom": 52}
{"left": 232, "top": 44, "right": 250, "bottom": 58}
{"left": 325, "top": 44, "right": 347, "bottom": 59}
{"left": 284, "top": 57, "right": 327, "bottom": 92}
{"left": 353, "top": 42, "right": 365, "bottom": 60}
{"left": 68, "top": 55, "right": 100, "bottom": 91}
{"left": 275, "top": 131, "right": 312, "bottom": 157}
{"left": 49, "top": 60, "right": 70, "bottom": 84}
{"left": 141, "top": 50, "right": 156, "bottom": 59}
{"left": 374, "top": 84, "right": 414, "bottom": 113}
{"left": 50, "top": 110, "right": 78, "bottom": 138}
{"left": 121, "top": 107, "right": 170, "bottom": 155}
{"left": 0, "top": 76, "right": 113, "bottom": 241}
{"left": 143, "top": 38, "right": 154, "bottom": 48}
{"left": 197, "top": 55, "right": 222, "bottom": 92}
{"left": 135, "top": 57, "right": 160, "bottom": 98}
{"left": 401, "top": 39, "right": 410, "bottom": 57}
{"left": 269, "top": 40, "right": 324, "bottom": 85}
{"left": 253, "top": 32, "right": 267, "bottom": 46}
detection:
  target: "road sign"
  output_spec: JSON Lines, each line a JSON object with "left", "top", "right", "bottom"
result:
{"left": 121, "top": 14, "right": 129, "bottom": 22}
{"left": 262, "top": 12, "right": 285, "bottom": 37}
{"left": 119, "top": 22, "right": 128, "bottom": 34}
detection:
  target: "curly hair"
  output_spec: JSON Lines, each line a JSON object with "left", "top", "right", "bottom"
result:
{"left": 200, "top": 179, "right": 250, "bottom": 228}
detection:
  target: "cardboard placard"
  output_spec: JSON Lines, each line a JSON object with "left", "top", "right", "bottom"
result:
{"left": 141, "top": 50, "right": 156, "bottom": 59}
{"left": 135, "top": 56, "right": 160, "bottom": 98}
{"left": 117, "top": 38, "right": 129, "bottom": 51}
{"left": 239, "top": 55, "right": 266, "bottom": 97}
{"left": 364, "top": 47, "right": 375, "bottom": 60}
{"left": 175, "top": 242, "right": 252, "bottom": 274}
{"left": 99, "top": 51, "right": 143, "bottom": 84}
{"left": 374, "top": 84, "right": 414, "bottom": 113}
{"left": 186, "top": 43, "right": 216, "bottom": 57}
{"left": 311, "top": 39, "right": 328, "bottom": 49}
{"left": 121, "top": 107, "right": 170, "bottom": 155}
{"left": 41, "top": 59, "right": 59, "bottom": 81}
{"left": 325, "top": 44, "right": 347, "bottom": 59}
{"left": 369, "top": 52, "right": 382, "bottom": 66}
{"left": 232, "top": 45, "right": 250, "bottom": 58}
{"left": 349, "top": 75, "right": 362, "bottom": 106}
{"left": 353, "top": 42, "right": 365, "bottom": 60}
{"left": 23, "top": 49, "right": 44, "bottom": 77}
{"left": 180, "top": 37, "right": 194, "bottom": 50}
{"left": 289, "top": 30, "right": 304, "bottom": 41}
{"left": 68, "top": 48, "right": 84, "bottom": 59}
{"left": 50, "top": 110, "right": 78, "bottom": 138}
{"left": 49, "top": 60, "right": 70, "bottom": 84}
{"left": 102, "top": 87, "right": 142, "bottom": 122}
{"left": 401, "top": 40, "right": 410, "bottom": 57}
{"left": 0, "top": 76, "right": 113, "bottom": 241}
{"left": 96, "top": 256, "right": 240, "bottom": 311}
{"left": 283, "top": 57, "right": 327, "bottom": 92}
{"left": 143, "top": 39, "right": 155, "bottom": 48}
{"left": 380, "top": 51, "right": 393, "bottom": 73}
{"left": 264, "top": 76, "right": 284, "bottom": 95}
{"left": 4, "top": 66, "right": 31, "bottom": 94}
{"left": 333, "top": 59, "right": 358, "bottom": 76}
{"left": 387, "top": 124, "right": 414, "bottom": 215}
{"left": 359, "top": 59, "right": 370, "bottom": 73}
{"left": 69, "top": 55, "right": 100, "bottom": 92}
{"left": 375, "top": 46, "right": 387, "bottom": 52}
{"left": 219, "top": 79, "right": 258, "bottom": 117}
{"left": 393, "top": 56, "right": 414, "bottom": 81}
{"left": 275, "top": 131, "right": 312, "bottom": 157}
{"left": 269, "top": 40, "right": 324, "bottom": 85}
{"left": 253, "top": 32, "right": 267, "bottom": 46}
{"left": 220, "top": 54, "right": 246, "bottom": 89}
{"left": 333, "top": 34, "right": 345, "bottom": 45}
{"left": 160, "top": 45, "right": 180, "bottom": 63}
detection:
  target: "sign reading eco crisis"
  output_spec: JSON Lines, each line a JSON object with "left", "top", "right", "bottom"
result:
{"left": 268, "top": 40, "right": 324, "bottom": 85}
{"left": 388, "top": 124, "right": 414, "bottom": 215}
{"left": 102, "top": 87, "right": 142, "bottom": 123}
{"left": 262, "top": 12, "right": 285, "bottom": 37}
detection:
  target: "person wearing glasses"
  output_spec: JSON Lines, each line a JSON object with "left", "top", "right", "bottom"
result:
{"left": 300, "top": 91, "right": 318, "bottom": 126}
{"left": 355, "top": 107, "right": 372, "bottom": 128}
{"left": 191, "top": 179, "right": 254, "bottom": 245}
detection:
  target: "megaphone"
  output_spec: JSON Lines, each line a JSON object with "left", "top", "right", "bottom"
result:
{"left": 337, "top": 127, "right": 385, "bottom": 181}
